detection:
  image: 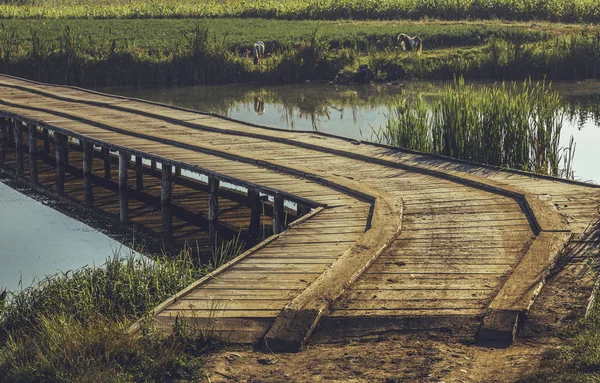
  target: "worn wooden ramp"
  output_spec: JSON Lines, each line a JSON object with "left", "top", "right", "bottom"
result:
{"left": 0, "top": 74, "right": 598, "bottom": 351}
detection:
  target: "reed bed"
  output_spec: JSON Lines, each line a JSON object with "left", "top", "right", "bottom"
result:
{"left": 375, "top": 78, "right": 575, "bottom": 177}
{"left": 1, "top": 0, "right": 600, "bottom": 23}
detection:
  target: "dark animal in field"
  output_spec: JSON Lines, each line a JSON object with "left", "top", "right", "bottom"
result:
{"left": 397, "top": 33, "right": 423, "bottom": 53}
{"left": 253, "top": 41, "right": 266, "bottom": 65}
{"left": 355, "top": 64, "right": 375, "bottom": 84}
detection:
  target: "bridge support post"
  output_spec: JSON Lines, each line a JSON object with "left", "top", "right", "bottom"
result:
{"left": 175, "top": 166, "right": 181, "bottom": 177}
{"left": 151, "top": 159, "right": 156, "bottom": 170}
{"left": 135, "top": 155, "right": 144, "bottom": 191}
{"left": 63, "top": 136, "right": 69, "bottom": 166}
{"left": 28, "top": 123, "right": 38, "bottom": 185}
{"left": 273, "top": 193, "right": 285, "bottom": 234}
{"left": 83, "top": 140, "right": 94, "bottom": 208}
{"left": 208, "top": 175, "right": 220, "bottom": 249}
{"left": 161, "top": 163, "right": 173, "bottom": 244}
{"left": 42, "top": 128, "right": 50, "bottom": 155}
{"left": 13, "top": 120, "right": 24, "bottom": 178}
{"left": 248, "top": 187, "right": 262, "bottom": 237}
{"left": 102, "top": 147, "right": 111, "bottom": 180}
{"left": 0, "top": 119, "right": 7, "bottom": 166}
{"left": 7, "top": 119, "right": 14, "bottom": 143}
{"left": 118, "top": 150, "right": 129, "bottom": 223}
{"left": 55, "top": 132, "right": 66, "bottom": 196}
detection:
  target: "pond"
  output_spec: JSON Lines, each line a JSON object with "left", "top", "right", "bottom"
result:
{"left": 0, "top": 181, "right": 137, "bottom": 292}
{"left": 100, "top": 80, "right": 600, "bottom": 184}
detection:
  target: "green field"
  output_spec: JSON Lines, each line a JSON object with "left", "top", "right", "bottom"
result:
{"left": 0, "top": 19, "right": 598, "bottom": 86}
{"left": 1, "top": 0, "right": 599, "bottom": 23}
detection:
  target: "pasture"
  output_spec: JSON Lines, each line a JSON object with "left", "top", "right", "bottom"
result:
{"left": 0, "top": 19, "right": 598, "bottom": 85}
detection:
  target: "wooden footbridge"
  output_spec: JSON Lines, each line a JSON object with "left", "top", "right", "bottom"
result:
{"left": 0, "top": 75, "right": 598, "bottom": 352}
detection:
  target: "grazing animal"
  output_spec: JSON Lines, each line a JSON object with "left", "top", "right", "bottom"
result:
{"left": 397, "top": 33, "right": 423, "bottom": 53}
{"left": 253, "top": 41, "right": 266, "bottom": 65}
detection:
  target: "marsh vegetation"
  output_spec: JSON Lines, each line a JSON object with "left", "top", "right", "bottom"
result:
{"left": 375, "top": 78, "right": 575, "bottom": 177}
{"left": 0, "top": 20, "right": 599, "bottom": 86}
{"left": 0, "top": 243, "right": 243, "bottom": 382}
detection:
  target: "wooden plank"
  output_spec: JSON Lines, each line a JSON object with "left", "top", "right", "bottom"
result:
{"left": 273, "top": 193, "right": 285, "bottom": 234}
{"left": 82, "top": 140, "right": 94, "bottom": 207}
{"left": 54, "top": 132, "right": 66, "bottom": 195}
{"left": 248, "top": 187, "right": 261, "bottom": 237}
{"left": 118, "top": 150, "right": 129, "bottom": 222}
{"left": 13, "top": 119, "right": 23, "bottom": 177}
{"left": 208, "top": 175, "right": 219, "bottom": 249}
{"left": 0, "top": 118, "right": 6, "bottom": 166}
{"left": 161, "top": 163, "right": 173, "bottom": 244}
{"left": 135, "top": 155, "right": 144, "bottom": 191}
{"left": 28, "top": 123, "right": 38, "bottom": 184}
{"left": 101, "top": 146, "right": 111, "bottom": 179}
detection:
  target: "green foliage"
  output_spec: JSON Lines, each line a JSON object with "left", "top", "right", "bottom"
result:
{"left": 0, "top": 19, "right": 597, "bottom": 85}
{"left": 1, "top": 0, "right": 600, "bottom": 23}
{"left": 0, "top": 243, "right": 245, "bottom": 381}
{"left": 374, "top": 78, "right": 574, "bottom": 177}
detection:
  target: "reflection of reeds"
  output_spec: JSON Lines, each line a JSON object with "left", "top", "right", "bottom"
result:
{"left": 376, "top": 77, "right": 574, "bottom": 178}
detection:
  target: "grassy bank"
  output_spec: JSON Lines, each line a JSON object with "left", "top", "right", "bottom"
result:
{"left": 0, "top": 19, "right": 599, "bottom": 86}
{"left": 0, "top": 247, "right": 235, "bottom": 382}
{"left": 1, "top": 0, "right": 600, "bottom": 23}
{"left": 374, "top": 78, "right": 575, "bottom": 177}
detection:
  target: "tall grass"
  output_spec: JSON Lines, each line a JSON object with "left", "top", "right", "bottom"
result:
{"left": 375, "top": 78, "right": 574, "bottom": 177}
{"left": 1, "top": 0, "right": 600, "bottom": 23}
{"left": 0, "top": 240, "right": 244, "bottom": 381}
{"left": 0, "top": 20, "right": 598, "bottom": 85}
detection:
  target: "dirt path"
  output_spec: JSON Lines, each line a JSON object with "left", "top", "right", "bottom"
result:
{"left": 202, "top": 244, "right": 596, "bottom": 383}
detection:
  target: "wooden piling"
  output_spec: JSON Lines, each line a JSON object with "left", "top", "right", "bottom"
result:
{"left": 118, "top": 150, "right": 129, "bottom": 223}
{"left": 208, "top": 175, "right": 220, "bottom": 249}
{"left": 28, "top": 123, "right": 38, "bottom": 184}
{"left": 102, "top": 147, "right": 111, "bottom": 179}
{"left": 55, "top": 132, "right": 66, "bottom": 195}
{"left": 83, "top": 140, "right": 94, "bottom": 208}
{"left": 7, "top": 119, "right": 14, "bottom": 143}
{"left": 175, "top": 166, "right": 181, "bottom": 177}
{"left": 151, "top": 159, "right": 157, "bottom": 170}
{"left": 248, "top": 187, "right": 262, "bottom": 237}
{"left": 135, "top": 155, "right": 144, "bottom": 191}
{"left": 63, "top": 136, "right": 69, "bottom": 165}
{"left": 0, "top": 119, "right": 7, "bottom": 166}
{"left": 13, "top": 120, "right": 24, "bottom": 177}
{"left": 161, "top": 163, "right": 173, "bottom": 244}
{"left": 42, "top": 128, "right": 50, "bottom": 155}
{"left": 273, "top": 194, "right": 285, "bottom": 234}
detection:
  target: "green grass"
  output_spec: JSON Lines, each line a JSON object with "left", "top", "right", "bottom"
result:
{"left": 0, "top": 19, "right": 598, "bottom": 85}
{"left": 1, "top": 0, "right": 600, "bottom": 23}
{"left": 373, "top": 78, "right": 575, "bottom": 177}
{"left": 0, "top": 241, "right": 244, "bottom": 382}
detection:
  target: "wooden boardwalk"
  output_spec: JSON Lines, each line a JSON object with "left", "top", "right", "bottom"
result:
{"left": 0, "top": 74, "right": 598, "bottom": 351}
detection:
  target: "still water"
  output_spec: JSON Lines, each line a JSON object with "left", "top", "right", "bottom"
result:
{"left": 101, "top": 80, "right": 600, "bottom": 183}
{"left": 0, "top": 182, "right": 136, "bottom": 292}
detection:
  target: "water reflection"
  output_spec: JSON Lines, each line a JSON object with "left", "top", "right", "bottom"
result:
{"left": 99, "top": 80, "right": 600, "bottom": 183}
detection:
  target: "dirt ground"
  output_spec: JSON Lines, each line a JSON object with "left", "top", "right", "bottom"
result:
{"left": 203, "top": 248, "right": 596, "bottom": 383}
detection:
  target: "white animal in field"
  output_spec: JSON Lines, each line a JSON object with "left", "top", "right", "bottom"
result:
{"left": 253, "top": 41, "right": 265, "bottom": 65}
{"left": 398, "top": 33, "right": 423, "bottom": 53}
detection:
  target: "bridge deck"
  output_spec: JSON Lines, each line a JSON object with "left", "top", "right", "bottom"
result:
{"left": 0, "top": 75, "right": 598, "bottom": 349}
